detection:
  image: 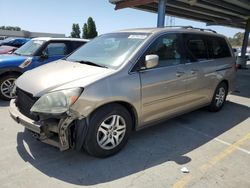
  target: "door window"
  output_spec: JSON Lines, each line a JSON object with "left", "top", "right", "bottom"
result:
{"left": 45, "top": 43, "right": 67, "bottom": 56}
{"left": 147, "top": 34, "right": 182, "bottom": 68}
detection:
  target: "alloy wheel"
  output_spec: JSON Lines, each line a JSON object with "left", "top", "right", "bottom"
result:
{"left": 215, "top": 87, "right": 226, "bottom": 107}
{"left": 97, "top": 115, "right": 126, "bottom": 150}
{"left": 0, "top": 78, "right": 16, "bottom": 99}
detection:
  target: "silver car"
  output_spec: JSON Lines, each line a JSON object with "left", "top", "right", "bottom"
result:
{"left": 9, "top": 27, "right": 236, "bottom": 157}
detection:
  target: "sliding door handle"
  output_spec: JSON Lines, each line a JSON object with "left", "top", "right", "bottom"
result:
{"left": 176, "top": 71, "right": 185, "bottom": 77}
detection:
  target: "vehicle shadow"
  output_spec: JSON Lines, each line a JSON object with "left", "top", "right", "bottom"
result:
{"left": 16, "top": 101, "right": 250, "bottom": 185}
{"left": 232, "top": 69, "right": 250, "bottom": 98}
{"left": 0, "top": 100, "right": 9, "bottom": 107}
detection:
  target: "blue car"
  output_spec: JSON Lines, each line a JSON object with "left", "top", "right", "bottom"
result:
{"left": 0, "top": 37, "right": 88, "bottom": 100}
{"left": 0, "top": 37, "right": 30, "bottom": 48}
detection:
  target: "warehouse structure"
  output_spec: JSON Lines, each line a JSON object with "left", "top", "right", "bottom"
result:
{"left": 0, "top": 29, "right": 65, "bottom": 39}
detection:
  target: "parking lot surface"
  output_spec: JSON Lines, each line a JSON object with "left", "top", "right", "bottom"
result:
{"left": 0, "top": 65, "right": 250, "bottom": 188}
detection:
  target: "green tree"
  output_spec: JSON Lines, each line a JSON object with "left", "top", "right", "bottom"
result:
{"left": 87, "top": 17, "right": 98, "bottom": 39}
{"left": 82, "top": 17, "right": 98, "bottom": 39}
{"left": 227, "top": 32, "right": 250, "bottom": 47}
{"left": 70, "top": 23, "right": 81, "bottom": 38}
{"left": 0, "top": 26, "right": 21, "bottom": 31}
{"left": 82, "top": 23, "right": 88, "bottom": 39}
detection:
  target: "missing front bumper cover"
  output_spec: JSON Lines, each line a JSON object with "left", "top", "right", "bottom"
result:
{"left": 9, "top": 99, "right": 77, "bottom": 151}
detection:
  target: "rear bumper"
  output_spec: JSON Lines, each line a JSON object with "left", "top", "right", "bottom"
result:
{"left": 9, "top": 99, "right": 42, "bottom": 134}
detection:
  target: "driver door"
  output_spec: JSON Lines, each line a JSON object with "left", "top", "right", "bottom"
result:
{"left": 139, "top": 34, "right": 188, "bottom": 125}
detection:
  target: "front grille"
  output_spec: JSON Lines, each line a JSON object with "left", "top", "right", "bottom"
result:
{"left": 16, "top": 88, "right": 39, "bottom": 121}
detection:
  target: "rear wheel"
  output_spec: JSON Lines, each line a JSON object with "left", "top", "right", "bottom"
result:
{"left": 209, "top": 82, "right": 228, "bottom": 112}
{"left": 84, "top": 104, "right": 132, "bottom": 158}
{"left": 0, "top": 74, "right": 18, "bottom": 101}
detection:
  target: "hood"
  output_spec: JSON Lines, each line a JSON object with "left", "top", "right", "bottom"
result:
{"left": 16, "top": 60, "right": 115, "bottom": 96}
{"left": 0, "top": 54, "right": 27, "bottom": 66}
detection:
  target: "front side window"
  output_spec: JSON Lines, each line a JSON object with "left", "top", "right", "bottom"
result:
{"left": 44, "top": 43, "right": 67, "bottom": 56}
{"left": 14, "top": 40, "right": 45, "bottom": 56}
{"left": 146, "top": 34, "right": 182, "bottom": 68}
{"left": 66, "top": 33, "right": 149, "bottom": 69}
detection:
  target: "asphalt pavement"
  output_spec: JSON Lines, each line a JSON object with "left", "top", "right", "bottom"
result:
{"left": 0, "top": 65, "right": 249, "bottom": 188}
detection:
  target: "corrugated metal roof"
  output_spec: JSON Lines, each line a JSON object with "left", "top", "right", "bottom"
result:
{"left": 110, "top": 0, "right": 250, "bottom": 29}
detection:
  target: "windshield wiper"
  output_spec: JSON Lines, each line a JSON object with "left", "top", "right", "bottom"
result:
{"left": 74, "top": 60, "right": 108, "bottom": 68}
{"left": 13, "top": 52, "right": 21, "bottom": 56}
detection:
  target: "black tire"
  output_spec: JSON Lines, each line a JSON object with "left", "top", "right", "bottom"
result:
{"left": 84, "top": 104, "right": 132, "bottom": 158}
{"left": 0, "top": 74, "right": 18, "bottom": 101}
{"left": 209, "top": 82, "right": 228, "bottom": 112}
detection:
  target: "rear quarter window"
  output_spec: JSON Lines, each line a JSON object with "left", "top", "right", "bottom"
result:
{"left": 208, "top": 37, "right": 232, "bottom": 59}
{"left": 69, "top": 41, "right": 87, "bottom": 53}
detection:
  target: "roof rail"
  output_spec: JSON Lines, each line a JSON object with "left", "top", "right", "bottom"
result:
{"left": 164, "top": 25, "right": 217, "bottom": 33}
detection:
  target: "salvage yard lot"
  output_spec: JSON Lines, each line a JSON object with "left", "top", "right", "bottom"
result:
{"left": 0, "top": 64, "right": 250, "bottom": 188}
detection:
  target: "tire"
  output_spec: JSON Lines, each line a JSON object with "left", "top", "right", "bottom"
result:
{"left": 0, "top": 74, "right": 18, "bottom": 101}
{"left": 84, "top": 104, "right": 132, "bottom": 158}
{"left": 209, "top": 82, "right": 228, "bottom": 112}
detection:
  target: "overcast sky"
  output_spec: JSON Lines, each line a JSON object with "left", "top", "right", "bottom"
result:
{"left": 0, "top": 0, "right": 244, "bottom": 37}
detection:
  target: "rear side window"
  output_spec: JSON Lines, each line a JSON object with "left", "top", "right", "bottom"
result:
{"left": 69, "top": 41, "right": 86, "bottom": 53}
{"left": 208, "top": 37, "right": 231, "bottom": 58}
{"left": 185, "top": 35, "right": 208, "bottom": 61}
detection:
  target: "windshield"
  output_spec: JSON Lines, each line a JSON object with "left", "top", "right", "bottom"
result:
{"left": 66, "top": 32, "right": 149, "bottom": 69}
{"left": 14, "top": 40, "right": 45, "bottom": 56}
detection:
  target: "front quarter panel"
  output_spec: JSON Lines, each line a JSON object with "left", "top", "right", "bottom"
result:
{"left": 70, "top": 71, "right": 141, "bottom": 126}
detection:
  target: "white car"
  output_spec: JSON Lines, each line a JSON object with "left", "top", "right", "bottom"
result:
{"left": 238, "top": 52, "right": 250, "bottom": 60}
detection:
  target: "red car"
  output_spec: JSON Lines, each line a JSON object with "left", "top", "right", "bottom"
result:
{"left": 0, "top": 45, "right": 17, "bottom": 54}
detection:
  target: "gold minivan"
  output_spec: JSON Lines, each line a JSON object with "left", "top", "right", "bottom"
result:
{"left": 10, "top": 27, "right": 236, "bottom": 157}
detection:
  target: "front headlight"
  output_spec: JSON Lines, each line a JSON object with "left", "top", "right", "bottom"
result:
{"left": 30, "top": 88, "right": 83, "bottom": 114}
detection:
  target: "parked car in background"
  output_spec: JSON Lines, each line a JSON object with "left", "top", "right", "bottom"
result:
{"left": 9, "top": 27, "right": 236, "bottom": 158}
{"left": 0, "top": 37, "right": 88, "bottom": 100}
{"left": 0, "top": 45, "right": 17, "bottom": 54}
{"left": 237, "top": 51, "right": 250, "bottom": 60}
{"left": 0, "top": 37, "right": 30, "bottom": 48}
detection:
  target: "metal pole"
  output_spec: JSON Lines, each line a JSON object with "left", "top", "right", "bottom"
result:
{"left": 239, "top": 19, "right": 250, "bottom": 68}
{"left": 157, "top": 0, "right": 167, "bottom": 27}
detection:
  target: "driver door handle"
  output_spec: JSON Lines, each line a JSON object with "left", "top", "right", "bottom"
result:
{"left": 191, "top": 69, "right": 198, "bottom": 74}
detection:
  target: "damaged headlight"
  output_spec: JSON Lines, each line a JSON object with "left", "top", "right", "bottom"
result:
{"left": 30, "top": 88, "right": 83, "bottom": 114}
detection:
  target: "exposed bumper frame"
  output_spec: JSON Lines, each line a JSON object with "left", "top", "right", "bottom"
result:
{"left": 9, "top": 99, "right": 75, "bottom": 151}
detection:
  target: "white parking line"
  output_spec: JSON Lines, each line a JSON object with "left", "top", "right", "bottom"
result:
{"left": 180, "top": 125, "right": 250, "bottom": 155}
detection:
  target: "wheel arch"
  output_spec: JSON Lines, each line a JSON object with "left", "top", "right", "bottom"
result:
{"left": 89, "top": 101, "right": 138, "bottom": 131}
{"left": 0, "top": 67, "right": 23, "bottom": 78}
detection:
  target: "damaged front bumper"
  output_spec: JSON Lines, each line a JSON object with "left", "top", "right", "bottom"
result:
{"left": 9, "top": 99, "right": 78, "bottom": 151}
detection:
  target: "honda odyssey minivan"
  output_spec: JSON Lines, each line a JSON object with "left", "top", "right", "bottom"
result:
{"left": 10, "top": 27, "right": 236, "bottom": 157}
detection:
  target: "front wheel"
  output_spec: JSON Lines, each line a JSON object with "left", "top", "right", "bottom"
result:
{"left": 209, "top": 82, "right": 228, "bottom": 112}
{"left": 84, "top": 104, "right": 132, "bottom": 158}
{"left": 0, "top": 74, "right": 18, "bottom": 101}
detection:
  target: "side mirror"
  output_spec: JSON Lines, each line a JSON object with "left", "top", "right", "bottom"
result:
{"left": 144, "top": 54, "right": 159, "bottom": 69}
{"left": 40, "top": 51, "right": 48, "bottom": 60}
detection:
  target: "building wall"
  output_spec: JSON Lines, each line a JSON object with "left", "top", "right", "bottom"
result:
{"left": 0, "top": 30, "right": 65, "bottom": 38}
